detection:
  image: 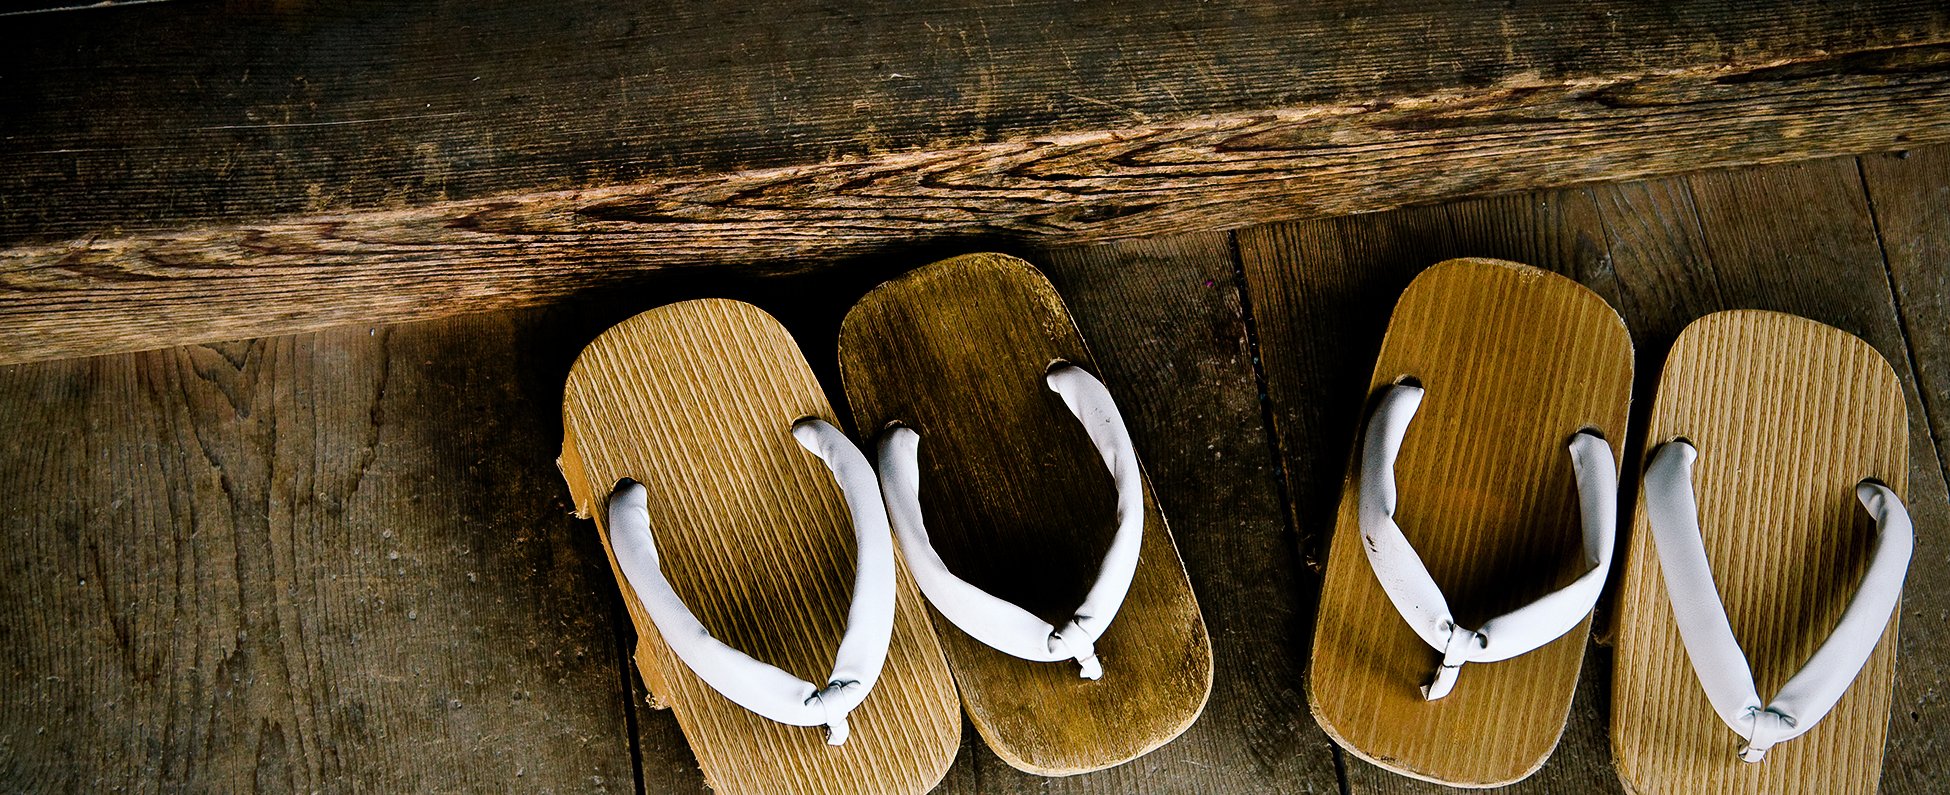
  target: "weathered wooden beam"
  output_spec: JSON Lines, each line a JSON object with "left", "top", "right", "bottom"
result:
{"left": 8, "top": 0, "right": 1947, "bottom": 240}
{"left": 3, "top": 1, "right": 1949, "bottom": 362}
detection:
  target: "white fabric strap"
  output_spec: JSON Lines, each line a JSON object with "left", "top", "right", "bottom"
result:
{"left": 605, "top": 418, "right": 896, "bottom": 746}
{"left": 1358, "top": 384, "right": 1619, "bottom": 700}
{"left": 1642, "top": 440, "right": 1913, "bottom": 762}
{"left": 877, "top": 364, "right": 1145, "bottom": 680}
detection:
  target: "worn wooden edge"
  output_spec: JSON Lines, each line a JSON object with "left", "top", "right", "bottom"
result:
{"left": 11, "top": 1, "right": 1945, "bottom": 242}
{"left": 1305, "top": 258, "right": 1634, "bottom": 788}
{"left": 558, "top": 411, "right": 678, "bottom": 711}
{"left": 4, "top": 43, "right": 1950, "bottom": 364}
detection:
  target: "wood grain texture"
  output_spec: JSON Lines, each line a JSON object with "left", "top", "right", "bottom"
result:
{"left": 1303, "top": 260, "right": 1633, "bottom": 787}
{"left": 837, "top": 253, "right": 1212, "bottom": 776}
{"left": 1861, "top": 147, "right": 1950, "bottom": 490}
{"left": 1591, "top": 157, "right": 1950, "bottom": 794}
{"left": 7, "top": 30, "right": 1950, "bottom": 364}
{"left": 1612, "top": 311, "right": 1908, "bottom": 795}
{"left": 558, "top": 299, "right": 961, "bottom": 795}
{"left": 0, "top": 314, "right": 640, "bottom": 793}
{"left": 1240, "top": 189, "right": 1633, "bottom": 795}
{"left": 6, "top": 0, "right": 1946, "bottom": 240}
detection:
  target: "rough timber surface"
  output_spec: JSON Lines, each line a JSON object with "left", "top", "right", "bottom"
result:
{"left": 5, "top": 1, "right": 1950, "bottom": 362}
{"left": 1028, "top": 235, "right": 1342, "bottom": 794}
{"left": 0, "top": 314, "right": 641, "bottom": 793}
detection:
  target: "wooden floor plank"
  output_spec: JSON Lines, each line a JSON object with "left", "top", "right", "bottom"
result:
{"left": 1593, "top": 157, "right": 1950, "bottom": 793}
{"left": 0, "top": 316, "right": 641, "bottom": 792}
{"left": 1239, "top": 190, "right": 1628, "bottom": 794}
{"left": 1861, "top": 146, "right": 1950, "bottom": 494}
{"left": 1859, "top": 160, "right": 1950, "bottom": 785}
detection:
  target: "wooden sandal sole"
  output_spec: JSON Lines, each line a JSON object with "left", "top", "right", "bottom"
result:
{"left": 838, "top": 253, "right": 1213, "bottom": 776}
{"left": 559, "top": 299, "right": 962, "bottom": 795}
{"left": 1612, "top": 310, "right": 1907, "bottom": 795}
{"left": 1307, "top": 258, "right": 1634, "bottom": 787}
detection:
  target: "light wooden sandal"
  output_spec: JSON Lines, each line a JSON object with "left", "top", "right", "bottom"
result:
{"left": 837, "top": 253, "right": 1213, "bottom": 776}
{"left": 558, "top": 299, "right": 962, "bottom": 795}
{"left": 1307, "top": 258, "right": 1634, "bottom": 787}
{"left": 1612, "top": 310, "right": 1913, "bottom": 795}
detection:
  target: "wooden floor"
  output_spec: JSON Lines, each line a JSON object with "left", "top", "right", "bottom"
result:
{"left": 3, "top": 147, "right": 1947, "bottom": 793}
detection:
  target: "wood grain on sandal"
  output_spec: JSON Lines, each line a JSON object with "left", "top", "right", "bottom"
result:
{"left": 559, "top": 299, "right": 961, "bottom": 795}
{"left": 1612, "top": 310, "right": 1907, "bottom": 795}
{"left": 838, "top": 253, "right": 1213, "bottom": 776}
{"left": 1307, "top": 258, "right": 1633, "bottom": 787}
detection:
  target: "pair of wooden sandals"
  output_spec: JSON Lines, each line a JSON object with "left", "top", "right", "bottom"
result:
{"left": 559, "top": 254, "right": 1210, "bottom": 794}
{"left": 1312, "top": 258, "right": 1913, "bottom": 793}
{"left": 560, "top": 254, "right": 1914, "bottom": 794}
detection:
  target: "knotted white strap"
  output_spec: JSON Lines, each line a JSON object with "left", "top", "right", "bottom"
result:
{"left": 1642, "top": 440, "right": 1913, "bottom": 762}
{"left": 605, "top": 418, "right": 896, "bottom": 746}
{"left": 1358, "top": 384, "right": 1619, "bottom": 700}
{"left": 877, "top": 364, "right": 1144, "bottom": 679}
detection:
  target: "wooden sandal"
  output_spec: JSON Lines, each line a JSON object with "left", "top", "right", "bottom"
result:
{"left": 1307, "top": 258, "right": 1634, "bottom": 787}
{"left": 1612, "top": 310, "right": 1913, "bottom": 795}
{"left": 558, "top": 299, "right": 962, "bottom": 795}
{"left": 837, "top": 253, "right": 1213, "bottom": 776}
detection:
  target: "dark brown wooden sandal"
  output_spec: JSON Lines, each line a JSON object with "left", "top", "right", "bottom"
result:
{"left": 838, "top": 253, "right": 1213, "bottom": 776}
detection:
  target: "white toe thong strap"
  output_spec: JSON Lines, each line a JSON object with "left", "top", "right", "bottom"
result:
{"left": 605, "top": 418, "right": 896, "bottom": 746}
{"left": 1358, "top": 384, "right": 1619, "bottom": 700}
{"left": 1643, "top": 440, "right": 1913, "bottom": 762}
{"left": 877, "top": 364, "right": 1144, "bottom": 680}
